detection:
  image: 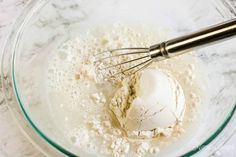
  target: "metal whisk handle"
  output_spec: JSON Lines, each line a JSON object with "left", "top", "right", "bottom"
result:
{"left": 149, "top": 19, "right": 236, "bottom": 58}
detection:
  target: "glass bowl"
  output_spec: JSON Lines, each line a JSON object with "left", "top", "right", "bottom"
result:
{"left": 1, "top": 0, "right": 236, "bottom": 156}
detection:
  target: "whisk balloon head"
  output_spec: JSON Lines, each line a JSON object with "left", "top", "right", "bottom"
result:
{"left": 94, "top": 47, "right": 154, "bottom": 79}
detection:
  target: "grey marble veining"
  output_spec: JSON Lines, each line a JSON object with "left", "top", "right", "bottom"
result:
{"left": 0, "top": 0, "right": 236, "bottom": 157}
{"left": 0, "top": 0, "right": 44, "bottom": 156}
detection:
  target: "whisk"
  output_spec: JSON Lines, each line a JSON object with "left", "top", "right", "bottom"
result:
{"left": 95, "top": 19, "right": 236, "bottom": 78}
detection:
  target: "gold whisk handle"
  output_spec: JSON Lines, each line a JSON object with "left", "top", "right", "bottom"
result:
{"left": 150, "top": 18, "right": 236, "bottom": 59}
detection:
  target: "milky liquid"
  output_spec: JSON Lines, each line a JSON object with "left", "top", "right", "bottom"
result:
{"left": 45, "top": 24, "right": 208, "bottom": 157}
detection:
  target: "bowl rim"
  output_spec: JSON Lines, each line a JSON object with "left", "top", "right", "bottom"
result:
{"left": 2, "top": 0, "right": 236, "bottom": 156}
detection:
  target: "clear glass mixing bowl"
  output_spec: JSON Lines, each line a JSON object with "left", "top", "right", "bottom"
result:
{"left": 1, "top": 0, "right": 236, "bottom": 156}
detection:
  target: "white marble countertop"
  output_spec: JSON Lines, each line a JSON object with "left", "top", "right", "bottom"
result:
{"left": 0, "top": 0, "right": 236, "bottom": 157}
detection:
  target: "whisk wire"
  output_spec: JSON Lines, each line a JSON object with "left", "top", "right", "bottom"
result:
{"left": 95, "top": 47, "right": 154, "bottom": 78}
{"left": 111, "top": 58, "right": 153, "bottom": 77}
{"left": 95, "top": 47, "right": 149, "bottom": 56}
{"left": 100, "top": 54, "right": 150, "bottom": 70}
{"left": 130, "top": 59, "right": 154, "bottom": 76}
{"left": 95, "top": 48, "right": 150, "bottom": 63}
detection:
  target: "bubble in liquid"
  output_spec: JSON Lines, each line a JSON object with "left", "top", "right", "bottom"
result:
{"left": 48, "top": 69, "right": 54, "bottom": 74}
{"left": 70, "top": 136, "right": 77, "bottom": 143}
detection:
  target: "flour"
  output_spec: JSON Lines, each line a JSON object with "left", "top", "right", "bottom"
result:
{"left": 109, "top": 68, "right": 186, "bottom": 139}
{"left": 46, "top": 24, "right": 205, "bottom": 157}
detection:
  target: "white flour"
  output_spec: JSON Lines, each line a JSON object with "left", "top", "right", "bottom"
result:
{"left": 109, "top": 68, "right": 186, "bottom": 139}
{"left": 46, "top": 24, "right": 206, "bottom": 157}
